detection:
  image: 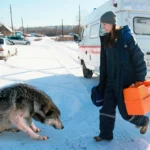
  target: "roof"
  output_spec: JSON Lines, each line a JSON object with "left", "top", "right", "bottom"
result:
{"left": 0, "top": 22, "right": 13, "bottom": 32}
{"left": 85, "top": 0, "right": 150, "bottom": 25}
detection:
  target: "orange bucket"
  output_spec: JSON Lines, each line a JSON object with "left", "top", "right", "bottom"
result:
{"left": 123, "top": 80, "right": 150, "bottom": 115}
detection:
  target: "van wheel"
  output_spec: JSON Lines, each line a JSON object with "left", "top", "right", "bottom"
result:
{"left": 82, "top": 62, "right": 93, "bottom": 78}
{"left": 4, "top": 57, "right": 7, "bottom": 61}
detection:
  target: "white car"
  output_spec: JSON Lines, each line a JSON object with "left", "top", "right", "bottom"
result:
{"left": 7, "top": 36, "right": 31, "bottom": 45}
{"left": 0, "top": 38, "right": 18, "bottom": 61}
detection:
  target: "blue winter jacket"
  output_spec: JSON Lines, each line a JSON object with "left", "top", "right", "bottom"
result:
{"left": 99, "top": 25, "right": 147, "bottom": 93}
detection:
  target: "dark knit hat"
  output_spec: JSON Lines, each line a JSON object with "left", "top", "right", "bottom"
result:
{"left": 100, "top": 11, "right": 117, "bottom": 25}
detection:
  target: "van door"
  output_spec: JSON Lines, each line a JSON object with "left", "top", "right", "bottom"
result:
{"left": 128, "top": 12, "right": 150, "bottom": 65}
{"left": 79, "top": 26, "right": 92, "bottom": 68}
{"left": 88, "top": 23, "right": 100, "bottom": 72}
{"left": 79, "top": 23, "right": 101, "bottom": 72}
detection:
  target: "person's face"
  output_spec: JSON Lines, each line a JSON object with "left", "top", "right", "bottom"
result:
{"left": 101, "top": 23, "right": 113, "bottom": 33}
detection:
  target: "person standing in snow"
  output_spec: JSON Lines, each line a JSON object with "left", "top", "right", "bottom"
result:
{"left": 94, "top": 11, "right": 149, "bottom": 142}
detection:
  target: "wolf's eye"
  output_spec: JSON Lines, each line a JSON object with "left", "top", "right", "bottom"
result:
{"left": 46, "top": 110, "right": 53, "bottom": 116}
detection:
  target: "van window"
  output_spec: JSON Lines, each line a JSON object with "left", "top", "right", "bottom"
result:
{"left": 90, "top": 23, "right": 99, "bottom": 38}
{"left": 133, "top": 17, "right": 150, "bottom": 35}
{"left": 81, "top": 28, "right": 86, "bottom": 40}
{"left": 10, "top": 36, "right": 19, "bottom": 40}
{"left": 0, "top": 39, "right": 4, "bottom": 44}
{"left": 83, "top": 28, "right": 86, "bottom": 37}
{"left": 99, "top": 24, "right": 107, "bottom": 36}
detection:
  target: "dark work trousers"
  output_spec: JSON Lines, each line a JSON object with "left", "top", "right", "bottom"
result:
{"left": 99, "top": 80, "right": 149, "bottom": 140}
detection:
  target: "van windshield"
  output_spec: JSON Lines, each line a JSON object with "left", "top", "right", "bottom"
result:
{"left": 133, "top": 17, "right": 150, "bottom": 35}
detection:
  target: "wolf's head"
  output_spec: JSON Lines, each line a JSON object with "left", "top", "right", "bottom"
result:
{"left": 43, "top": 109, "right": 64, "bottom": 129}
{"left": 32, "top": 101, "right": 64, "bottom": 130}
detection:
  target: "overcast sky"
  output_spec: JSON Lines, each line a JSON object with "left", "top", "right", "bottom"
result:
{"left": 0, "top": 0, "right": 108, "bottom": 28}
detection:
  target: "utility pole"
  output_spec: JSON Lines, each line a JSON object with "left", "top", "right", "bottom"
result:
{"left": 21, "top": 17, "right": 24, "bottom": 34}
{"left": 10, "top": 4, "right": 14, "bottom": 34}
{"left": 27, "top": 25, "right": 28, "bottom": 34}
{"left": 78, "top": 5, "right": 80, "bottom": 36}
{"left": 62, "top": 19, "right": 63, "bottom": 37}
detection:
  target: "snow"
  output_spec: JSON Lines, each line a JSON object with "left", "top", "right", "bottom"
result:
{"left": 0, "top": 37, "right": 150, "bottom": 150}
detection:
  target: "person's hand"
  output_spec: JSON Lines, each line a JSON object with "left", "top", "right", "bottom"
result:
{"left": 134, "top": 82, "right": 143, "bottom": 86}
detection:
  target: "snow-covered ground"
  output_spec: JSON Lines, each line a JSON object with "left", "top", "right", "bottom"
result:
{"left": 0, "top": 37, "right": 150, "bottom": 150}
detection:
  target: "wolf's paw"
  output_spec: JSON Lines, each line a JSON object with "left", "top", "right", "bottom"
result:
{"left": 30, "top": 126, "right": 41, "bottom": 133}
{"left": 38, "top": 135, "right": 49, "bottom": 140}
{"left": 34, "top": 128, "right": 41, "bottom": 133}
{"left": 30, "top": 135, "right": 49, "bottom": 140}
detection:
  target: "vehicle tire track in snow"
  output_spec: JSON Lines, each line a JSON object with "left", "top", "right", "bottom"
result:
{"left": 42, "top": 40, "right": 80, "bottom": 65}
{"left": 36, "top": 40, "right": 99, "bottom": 93}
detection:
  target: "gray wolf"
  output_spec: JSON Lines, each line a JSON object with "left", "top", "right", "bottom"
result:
{"left": 0, "top": 83, "right": 64, "bottom": 140}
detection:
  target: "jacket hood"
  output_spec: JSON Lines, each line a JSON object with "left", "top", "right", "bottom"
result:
{"left": 121, "top": 25, "right": 133, "bottom": 41}
{"left": 121, "top": 25, "right": 132, "bottom": 35}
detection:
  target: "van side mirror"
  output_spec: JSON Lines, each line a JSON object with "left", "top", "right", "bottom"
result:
{"left": 73, "top": 34, "right": 81, "bottom": 42}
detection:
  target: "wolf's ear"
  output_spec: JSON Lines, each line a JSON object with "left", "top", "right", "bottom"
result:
{"left": 42, "top": 106, "right": 50, "bottom": 114}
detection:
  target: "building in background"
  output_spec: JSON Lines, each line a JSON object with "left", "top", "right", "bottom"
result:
{"left": 0, "top": 22, "right": 13, "bottom": 36}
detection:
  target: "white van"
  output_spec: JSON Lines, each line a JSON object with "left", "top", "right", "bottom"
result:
{"left": 78, "top": 0, "right": 150, "bottom": 78}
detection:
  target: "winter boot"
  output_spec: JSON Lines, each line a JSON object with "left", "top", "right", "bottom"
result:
{"left": 136, "top": 118, "right": 149, "bottom": 134}
{"left": 93, "top": 136, "right": 112, "bottom": 142}
{"left": 94, "top": 136, "right": 104, "bottom": 142}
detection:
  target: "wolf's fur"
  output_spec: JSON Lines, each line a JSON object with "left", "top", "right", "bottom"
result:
{"left": 0, "top": 83, "right": 64, "bottom": 140}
